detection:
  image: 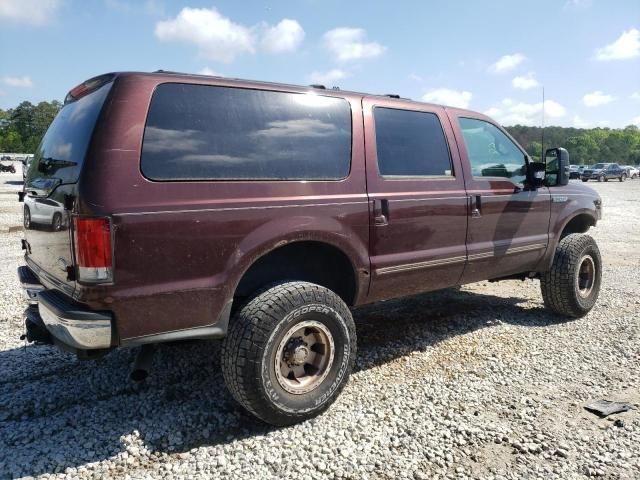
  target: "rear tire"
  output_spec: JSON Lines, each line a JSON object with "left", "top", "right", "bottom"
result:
{"left": 52, "top": 212, "right": 62, "bottom": 231}
{"left": 221, "top": 281, "right": 356, "bottom": 426}
{"left": 540, "top": 234, "right": 602, "bottom": 318}
{"left": 23, "top": 206, "right": 31, "bottom": 229}
{"left": 581, "top": 178, "right": 589, "bottom": 182}
{"left": 619, "top": 174, "right": 626, "bottom": 182}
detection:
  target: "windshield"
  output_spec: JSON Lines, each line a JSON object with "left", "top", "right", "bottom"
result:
{"left": 25, "top": 81, "right": 112, "bottom": 190}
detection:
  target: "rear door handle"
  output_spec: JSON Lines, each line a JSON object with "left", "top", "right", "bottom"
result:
{"left": 471, "top": 195, "right": 481, "bottom": 218}
{"left": 374, "top": 199, "right": 389, "bottom": 226}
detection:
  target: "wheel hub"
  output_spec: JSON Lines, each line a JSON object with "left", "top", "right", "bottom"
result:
{"left": 284, "top": 339, "right": 310, "bottom": 366}
{"left": 274, "top": 320, "right": 335, "bottom": 395}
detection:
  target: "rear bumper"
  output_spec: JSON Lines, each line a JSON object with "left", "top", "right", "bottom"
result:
{"left": 18, "top": 266, "right": 114, "bottom": 350}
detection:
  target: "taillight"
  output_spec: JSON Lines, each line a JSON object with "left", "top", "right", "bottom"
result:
{"left": 73, "top": 217, "right": 113, "bottom": 282}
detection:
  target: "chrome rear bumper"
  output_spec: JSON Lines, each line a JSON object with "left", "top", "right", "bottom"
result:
{"left": 18, "top": 266, "right": 113, "bottom": 350}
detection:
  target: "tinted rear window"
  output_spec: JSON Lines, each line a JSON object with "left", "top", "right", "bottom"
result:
{"left": 26, "top": 81, "right": 112, "bottom": 188}
{"left": 141, "top": 84, "right": 352, "bottom": 181}
{"left": 373, "top": 107, "right": 452, "bottom": 177}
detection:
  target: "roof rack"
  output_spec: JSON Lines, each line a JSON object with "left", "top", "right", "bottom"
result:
{"left": 385, "top": 94, "right": 400, "bottom": 99}
{"left": 309, "top": 84, "right": 326, "bottom": 90}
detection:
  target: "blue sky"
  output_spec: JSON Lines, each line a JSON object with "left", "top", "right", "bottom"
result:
{"left": 1, "top": 0, "right": 639, "bottom": 127}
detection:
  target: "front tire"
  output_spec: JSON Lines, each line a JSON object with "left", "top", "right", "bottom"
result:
{"left": 540, "top": 234, "right": 602, "bottom": 318}
{"left": 221, "top": 281, "right": 356, "bottom": 426}
{"left": 581, "top": 178, "right": 589, "bottom": 182}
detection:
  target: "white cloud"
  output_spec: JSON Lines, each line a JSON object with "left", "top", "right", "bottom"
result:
{"left": 512, "top": 72, "right": 540, "bottom": 90}
{"left": 422, "top": 88, "right": 472, "bottom": 109}
{"left": 594, "top": 28, "right": 640, "bottom": 61}
{"left": 631, "top": 92, "right": 640, "bottom": 100}
{"left": 633, "top": 116, "right": 640, "bottom": 126}
{"left": 583, "top": 90, "right": 615, "bottom": 107}
{"left": 484, "top": 98, "right": 566, "bottom": 126}
{"left": 572, "top": 115, "right": 610, "bottom": 128}
{"left": 3, "top": 75, "right": 33, "bottom": 87}
{"left": 0, "top": 0, "right": 59, "bottom": 25}
{"left": 155, "top": 7, "right": 304, "bottom": 62}
{"left": 198, "top": 67, "right": 220, "bottom": 76}
{"left": 308, "top": 69, "right": 349, "bottom": 85}
{"left": 489, "top": 53, "right": 525, "bottom": 74}
{"left": 261, "top": 19, "right": 304, "bottom": 53}
{"left": 408, "top": 73, "right": 423, "bottom": 82}
{"left": 155, "top": 7, "right": 254, "bottom": 62}
{"left": 324, "top": 28, "right": 386, "bottom": 62}
{"left": 564, "top": 0, "right": 592, "bottom": 8}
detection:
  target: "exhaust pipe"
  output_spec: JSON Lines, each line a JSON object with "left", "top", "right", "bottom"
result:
{"left": 130, "top": 344, "right": 156, "bottom": 382}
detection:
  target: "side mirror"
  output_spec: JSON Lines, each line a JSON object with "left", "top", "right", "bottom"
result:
{"left": 544, "top": 147, "right": 570, "bottom": 186}
{"left": 527, "top": 161, "right": 546, "bottom": 189}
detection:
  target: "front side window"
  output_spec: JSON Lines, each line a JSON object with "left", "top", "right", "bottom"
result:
{"left": 141, "top": 84, "right": 352, "bottom": 181}
{"left": 458, "top": 117, "right": 527, "bottom": 184}
{"left": 373, "top": 107, "right": 453, "bottom": 177}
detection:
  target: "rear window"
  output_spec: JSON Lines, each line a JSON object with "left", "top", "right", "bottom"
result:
{"left": 373, "top": 107, "right": 452, "bottom": 177}
{"left": 141, "top": 84, "right": 352, "bottom": 181}
{"left": 26, "top": 81, "right": 112, "bottom": 188}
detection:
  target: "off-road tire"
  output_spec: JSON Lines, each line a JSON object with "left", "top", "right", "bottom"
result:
{"left": 221, "top": 281, "right": 356, "bottom": 426}
{"left": 540, "top": 234, "right": 602, "bottom": 318}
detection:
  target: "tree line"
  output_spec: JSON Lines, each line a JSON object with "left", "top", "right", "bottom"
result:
{"left": 1, "top": 99, "right": 639, "bottom": 167}
{"left": 0, "top": 100, "right": 62, "bottom": 153}
{"left": 506, "top": 124, "right": 640, "bottom": 166}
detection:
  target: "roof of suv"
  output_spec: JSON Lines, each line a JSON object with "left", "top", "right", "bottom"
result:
{"left": 114, "top": 70, "right": 480, "bottom": 117}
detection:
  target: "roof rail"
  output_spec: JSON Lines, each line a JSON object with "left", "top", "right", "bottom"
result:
{"left": 385, "top": 94, "right": 400, "bottom": 99}
{"left": 309, "top": 84, "right": 326, "bottom": 90}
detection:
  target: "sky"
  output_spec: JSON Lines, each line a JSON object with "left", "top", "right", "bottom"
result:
{"left": 0, "top": 0, "right": 639, "bottom": 128}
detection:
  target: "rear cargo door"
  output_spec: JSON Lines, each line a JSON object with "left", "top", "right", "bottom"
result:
{"left": 22, "top": 78, "right": 113, "bottom": 295}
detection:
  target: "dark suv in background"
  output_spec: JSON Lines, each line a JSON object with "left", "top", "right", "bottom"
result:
{"left": 18, "top": 72, "right": 603, "bottom": 425}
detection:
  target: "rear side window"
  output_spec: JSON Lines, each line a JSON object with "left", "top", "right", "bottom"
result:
{"left": 373, "top": 107, "right": 452, "bottom": 177}
{"left": 141, "top": 84, "right": 352, "bottom": 181}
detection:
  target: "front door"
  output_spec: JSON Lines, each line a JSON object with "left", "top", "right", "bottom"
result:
{"left": 447, "top": 113, "right": 551, "bottom": 283}
{"left": 364, "top": 98, "right": 468, "bottom": 301}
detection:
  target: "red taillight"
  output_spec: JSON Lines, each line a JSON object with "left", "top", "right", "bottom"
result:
{"left": 73, "top": 217, "right": 113, "bottom": 282}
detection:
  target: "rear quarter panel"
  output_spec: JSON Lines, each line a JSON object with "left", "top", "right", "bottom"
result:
{"left": 77, "top": 75, "right": 370, "bottom": 341}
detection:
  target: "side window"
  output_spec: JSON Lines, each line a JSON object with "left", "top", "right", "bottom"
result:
{"left": 458, "top": 117, "right": 527, "bottom": 184}
{"left": 141, "top": 84, "right": 352, "bottom": 181}
{"left": 373, "top": 107, "right": 453, "bottom": 177}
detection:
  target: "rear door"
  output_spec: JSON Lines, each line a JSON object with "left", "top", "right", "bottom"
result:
{"left": 23, "top": 77, "right": 113, "bottom": 295}
{"left": 364, "top": 98, "right": 468, "bottom": 301}
{"left": 447, "top": 112, "right": 550, "bottom": 282}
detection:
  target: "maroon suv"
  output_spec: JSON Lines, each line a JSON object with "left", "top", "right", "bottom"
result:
{"left": 18, "top": 72, "right": 603, "bottom": 425}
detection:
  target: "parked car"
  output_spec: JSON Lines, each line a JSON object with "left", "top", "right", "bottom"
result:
{"left": 623, "top": 165, "right": 639, "bottom": 179}
{"left": 581, "top": 163, "right": 627, "bottom": 182}
{"left": 569, "top": 164, "right": 581, "bottom": 179}
{"left": 17, "top": 72, "right": 603, "bottom": 426}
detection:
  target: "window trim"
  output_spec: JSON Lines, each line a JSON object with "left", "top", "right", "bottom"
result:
{"left": 139, "top": 82, "right": 354, "bottom": 183}
{"left": 457, "top": 116, "right": 530, "bottom": 183}
{"left": 372, "top": 105, "right": 456, "bottom": 180}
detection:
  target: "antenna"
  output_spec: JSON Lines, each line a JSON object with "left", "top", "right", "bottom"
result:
{"left": 541, "top": 86, "right": 545, "bottom": 160}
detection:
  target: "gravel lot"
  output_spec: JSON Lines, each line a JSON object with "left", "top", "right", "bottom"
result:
{"left": 1, "top": 167, "right": 639, "bottom": 479}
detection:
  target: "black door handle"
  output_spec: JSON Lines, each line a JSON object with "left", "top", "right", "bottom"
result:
{"left": 374, "top": 199, "right": 389, "bottom": 226}
{"left": 471, "top": 195, "right": 481, "bottom": 218}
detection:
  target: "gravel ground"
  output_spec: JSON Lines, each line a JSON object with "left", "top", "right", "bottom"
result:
{"left": 1, "top": 167, "right": 639, "bottom": 479}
